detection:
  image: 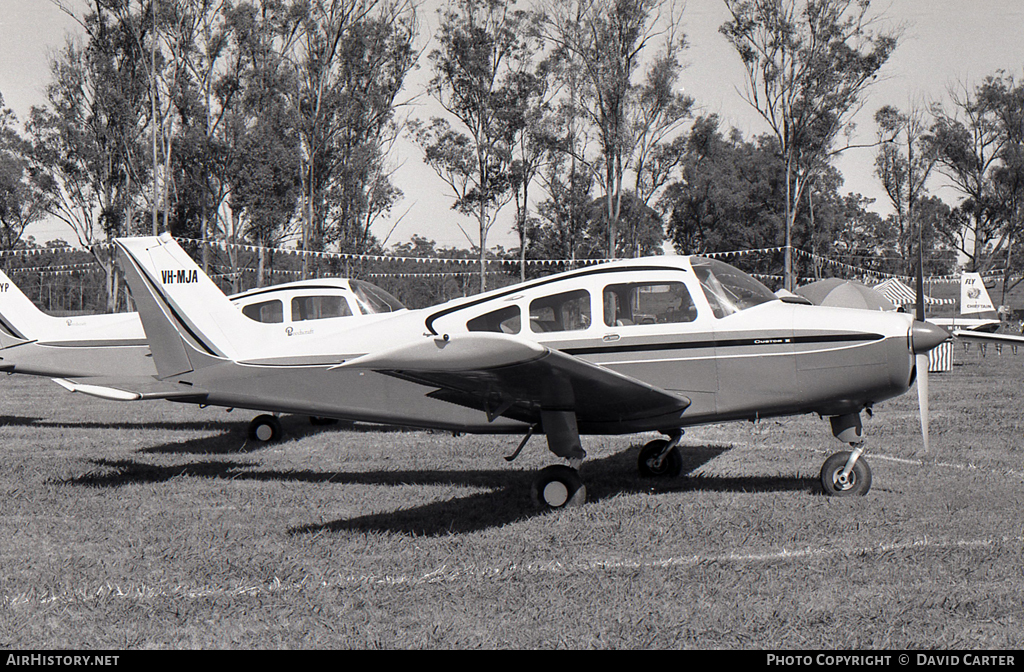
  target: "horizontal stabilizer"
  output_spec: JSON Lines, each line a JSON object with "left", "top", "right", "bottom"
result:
{"left": 51, "top": 376, "right": 208, "bottom": 402}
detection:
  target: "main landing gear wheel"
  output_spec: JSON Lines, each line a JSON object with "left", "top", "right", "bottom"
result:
{"left": 531, "top": 465, "right": 587, "bottom": 509}
{"left": 638, "top": 439, "right": 684, "bottom": 478}
{"left": 248, "top": 414, "right": 283, "bottom": 443}
{"left": 820, "top": 451, "right": 872, "bottom": 496}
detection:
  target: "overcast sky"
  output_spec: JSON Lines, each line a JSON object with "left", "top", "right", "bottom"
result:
{"left": 3, "top": 0, "right": 1024, "bottom": 249}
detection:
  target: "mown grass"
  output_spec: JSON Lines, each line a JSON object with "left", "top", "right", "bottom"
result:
{"left": 1, "top": 343, "right": 1022, "bottom": 649}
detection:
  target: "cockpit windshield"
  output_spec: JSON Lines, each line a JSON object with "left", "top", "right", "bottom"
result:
{"left": 690, "top": 257, "right": 778, "bottom": 318}
{"left": 350, "top": 280, "right": 406, "bottom": 314}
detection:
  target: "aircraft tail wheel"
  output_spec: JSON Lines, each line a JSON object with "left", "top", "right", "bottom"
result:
{"left": 820, "top": 451, "right": 872, "bottom": 496}
{"left": 638, "top": 439, "right": 684, "bottom": 478}
{"left": 248, "top": 414, "right": 283, "bottom": 443}
{"left": 531, "top": 465, "right": 587, "bottom": 509}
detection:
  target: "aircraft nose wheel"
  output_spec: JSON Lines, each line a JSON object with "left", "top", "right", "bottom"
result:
{"left": 248, "top": 414, "right": 283, "bottom": 443}
{"left": 531, "top": 465, "right": 587, "bottom": 509}
{"left": 820, "top": 451, "right": 872, "bottom": 496}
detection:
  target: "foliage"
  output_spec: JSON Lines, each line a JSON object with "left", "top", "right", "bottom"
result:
{"left": 411, "top": 0, "right": 535, "bottom": 292}
{"left": 720, "top": 0, "right": 899, "bottom": 289}
{"left": 534, "top": 0, "right": 691, "bottom": 258}
{"left": 928, "top": 72, "right": 1024, "bottom": 302}
{"left": 0, "top": 97, "right": 48, "bottom": 254}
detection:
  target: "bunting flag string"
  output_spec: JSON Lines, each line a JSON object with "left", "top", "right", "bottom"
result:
{"left": 0, "top": 236, "right": 1010, "bottom": 286}
{"left": 8, "top": 262, "right": 103, "bottom": 273}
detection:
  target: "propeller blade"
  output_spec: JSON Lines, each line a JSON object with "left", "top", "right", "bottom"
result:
{"left": 914, "top": 213, "right": 928, "bottom": 451}
{"left": 916, "top": 353, "right": 930, "bottom": 452}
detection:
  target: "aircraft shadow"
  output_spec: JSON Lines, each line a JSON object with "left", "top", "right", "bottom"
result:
{"left": 64, "top": 442, "right": 819, "bottom": 536}
{"left": 0, "top": 415, "right": 44, "bottom": 427}
{"left": 131, "top": 417, "right": 418, "bottom": 455}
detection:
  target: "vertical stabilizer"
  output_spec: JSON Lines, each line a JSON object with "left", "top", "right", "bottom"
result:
{"left": 115, "top": 234, "right": 291, "bottom": 370}
{"left": 960, "top": 272, "right": 996, "bottom": 315}
{"left": 0, "top": 269, "right": 49, "bottom": 345}
{"left": 0, "top": 269, "right": 145, "bottom": 348}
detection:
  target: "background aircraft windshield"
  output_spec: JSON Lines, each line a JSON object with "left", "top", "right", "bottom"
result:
{"left": 691, "top": 257, "right": 778, "bottom": 318}
{"left": 350, "top": 280, "right": 406, "bottom": 314}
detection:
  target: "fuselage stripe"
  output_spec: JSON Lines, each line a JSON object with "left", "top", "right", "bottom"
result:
{"left": 562, "top": 333, "right": 884, "bottom": 356}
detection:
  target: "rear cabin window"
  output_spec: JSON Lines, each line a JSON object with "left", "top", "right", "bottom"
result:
{"left": 467, "top": 305, "right": 521, "bottom": 334}
{"left": 241, "top": 299, "right": 283, "bottom": 323}
{"left": 603, "top": 282, "right": 697, "bottom": 327}
{"left": 529, "top": 290, "right": 591, "bottom": 333}
{"left": 292, "top": 295, "right": 353, "bottom": 321}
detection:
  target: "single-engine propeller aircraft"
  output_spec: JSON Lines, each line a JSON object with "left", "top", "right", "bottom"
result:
{"left": 108, "top": 234, "right": 949, "bottom": 508}
{"left": 0, "top": 266, "right": 406, "bottom": 440}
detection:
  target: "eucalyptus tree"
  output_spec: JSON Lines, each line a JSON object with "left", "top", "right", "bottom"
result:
{"left": 874, "top": 104, "right": 940, "bottom": 276}
{"left": 218, "top": 0, "right": 304, "bottom": 289}
{"left": 413, "top": 0, "right": 531, "bottom": 291}
{"left": 158, "top": 0, "right": 235, "bottom": 271}
{"left": 535, "top": 0, "right": 690, "bottom": 259}
{"left": 287, "top": 0, "right": 418, "bottom": 280}
{"left": 720, "top": 0, "right": 898, "bottom": 290}
{"left": 927, "top": 78, "right": 1014, "bottom": 275}
{"left": 985, "top": 74, "right": 1024, "bottom": 299}
{"left": 0, "top": 96, "right": 48, "bottom": 257}
{"left": 29, "top": 0, "right": 156, "bottom": 310}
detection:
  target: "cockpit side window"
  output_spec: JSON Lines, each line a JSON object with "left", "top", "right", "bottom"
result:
{"left": 467, "top": 305, "right": 521, "bottom": 334}
{"left": 291, "top": 295, "right": 353, "bottom": 321}
{"left": 603, "top": 282, "right": 697, "bottom": 326}
{"left": 241, "top": 299, "right": 283, "bottom": 323}
{"left": 529, "top": 289, "right": 591, "bottom": 333}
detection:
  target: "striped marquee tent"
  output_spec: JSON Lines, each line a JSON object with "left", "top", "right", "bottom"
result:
{"left": 872, "top": 278, "right": 955, "bottom": 308}
{"left": 873, "top": 278, "right": 956, "bottom": 373}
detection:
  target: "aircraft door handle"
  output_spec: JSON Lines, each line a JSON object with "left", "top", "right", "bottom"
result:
{"left": 603, "top": 333, "right": 620, "bottom": 342}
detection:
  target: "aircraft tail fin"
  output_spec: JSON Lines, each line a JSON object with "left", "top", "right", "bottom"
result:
{"left": 960, "top": 272, "right": 997, "bottom": 316}
{"left": 0, "top": 268, "right": 66, "bottom": 347}
{"left": 114, "top": 234, "right": 265, "bottom": 375}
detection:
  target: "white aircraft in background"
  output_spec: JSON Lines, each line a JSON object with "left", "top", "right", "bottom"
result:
{"left": 928, "top": 272, "right": 1001, "bottom": 333}
{"left": 101, "top": 234, "right": 948, "bottom": 508}
{"left": 0, "top": 266, "right": 406, "bottom": 440}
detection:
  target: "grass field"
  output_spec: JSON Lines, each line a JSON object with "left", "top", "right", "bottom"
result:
{"left": 1, "top": 342, "right": 1022, "bottom": 649}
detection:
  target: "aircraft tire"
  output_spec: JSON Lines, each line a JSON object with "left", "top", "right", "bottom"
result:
{"left": 531, "top": 465, "right": 587, "bottom": 509}
{"left": 819, "top": 451, "right": 872, "bottom": 496}
{"left": 637, "top": 439, "right": 684, "bottom": 478}
{"left": 248, "top": 414, "right": 283, "bottom": 443}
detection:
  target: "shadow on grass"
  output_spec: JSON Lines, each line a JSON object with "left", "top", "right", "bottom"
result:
{"left": 0, "top": 415, "right": 44, "bottom": 427}
{"left": 64, "top": 440, "right": 819, "bottom": 536}
{"left": 132, "top": 416, "right": 419, "bottom": 455}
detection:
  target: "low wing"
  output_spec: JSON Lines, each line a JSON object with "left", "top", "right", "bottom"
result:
{"left": 51, "top": 376, "right": 208, "bottom": 402}
{"left": 337, "top": 332, "right": 691, "bottom": 427}
{"left": 951, "top": 329, "right": 1024, "bottom": 345}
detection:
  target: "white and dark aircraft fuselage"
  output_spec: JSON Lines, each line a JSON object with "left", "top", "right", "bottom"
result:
{"left": 109, "top": 236, "right": 948, "bottom": 505}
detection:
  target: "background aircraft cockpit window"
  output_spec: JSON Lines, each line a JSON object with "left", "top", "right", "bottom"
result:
{"left": 691, "top": 257, "right": 777, "bottom": 318}
{"left": 603, "top": 282, "right": 697, "bottom": 326}
{"left": 350, "top": 280, "right": 406, "bottom": 314}
{"left": 467, "top": 305, "right": 521, "bottom": 334}
{"left": 292, "top": 295, "right": 353, "bottom": 322}
{"left": 241, "top": 299, "right": 284, "bottom": 323}
{"left": 529, "top": 290, "right": 591, "bottom": 332}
